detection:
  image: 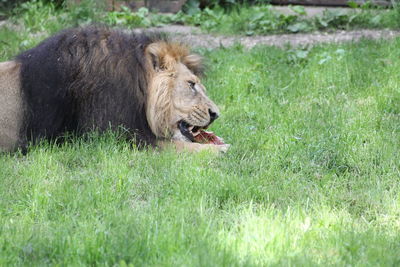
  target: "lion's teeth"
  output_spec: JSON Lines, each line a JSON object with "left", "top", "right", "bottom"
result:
{"left": 192, "top": 131, "right": 201, "bottom": 136}
{"left": 188, "top": 126, "right": 194, "bottom": 131}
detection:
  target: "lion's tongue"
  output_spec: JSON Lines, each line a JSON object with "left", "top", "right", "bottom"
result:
{"left": 193, "top": 130, "right": 225, "bottom": 145}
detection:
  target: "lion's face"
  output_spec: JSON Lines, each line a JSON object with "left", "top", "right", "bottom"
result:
{"left": 169, "top": 63, "right": 220, "bottom": 142}
{"left": 146, "top": 42, "right": 220, "bottom": 142}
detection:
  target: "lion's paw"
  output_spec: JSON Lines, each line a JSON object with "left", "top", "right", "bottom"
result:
{"left": 214, "top": 144, "right": 230, "bottom": 153}
{"left": 161, "top": 140, "right": 230, "bottom": 154}
{"left": 201, "top": 143, "right": 230, "bottom": 154}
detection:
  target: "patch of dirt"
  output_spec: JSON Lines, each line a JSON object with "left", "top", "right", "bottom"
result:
{"left": 273, "top": 6, "right": 359, "bottom": 18}
{"left": 143, "top": 25, "right": 400, "bottom": 49}
{"left": 2, "top": 19, "right": 399, "bottom": 50}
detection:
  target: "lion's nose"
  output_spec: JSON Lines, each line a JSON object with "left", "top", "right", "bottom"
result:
{"left": 209, "top": 109, "right": 219, "bottom": 123}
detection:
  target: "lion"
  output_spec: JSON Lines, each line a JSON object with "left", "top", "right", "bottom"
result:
{"left": 0, "top": 26, "right": 229, "bottom": 153}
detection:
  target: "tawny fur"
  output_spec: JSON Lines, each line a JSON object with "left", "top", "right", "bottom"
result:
{"left": 0, "top": 61, "right": 24, "bottom": 152}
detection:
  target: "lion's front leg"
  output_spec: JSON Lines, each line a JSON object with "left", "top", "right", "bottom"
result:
{"left": 158, "top": 140, "right": 230, "bottom": 154}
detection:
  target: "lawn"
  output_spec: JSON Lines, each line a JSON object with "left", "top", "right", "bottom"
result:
{"left": 1, "top": 24, "right": 400, "bottom": 266}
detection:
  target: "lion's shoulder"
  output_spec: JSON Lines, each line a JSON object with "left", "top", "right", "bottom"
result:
{"left": 15, "top": 27, "right": 163, "bottom": 144}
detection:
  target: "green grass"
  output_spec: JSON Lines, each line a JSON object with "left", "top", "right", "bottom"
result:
{"left": 1, "top": 24, "right": 400, "bottom": 265}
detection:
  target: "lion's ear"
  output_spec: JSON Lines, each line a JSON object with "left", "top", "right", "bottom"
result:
{"left": 147, "top": 44, "right": 162, "bottom": 72}
{"left": 183, "top": 54, "right": 204, "bottom": 76}
{"left": 146, "top": 42, "right": 176, "bottom": 72}
{"left": 149, "top": 51, "right": 161, "bottom": 71}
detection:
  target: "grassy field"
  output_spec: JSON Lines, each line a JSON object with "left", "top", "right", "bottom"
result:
{"left": 1, "top": 25, "right": 400, "bottom": 265}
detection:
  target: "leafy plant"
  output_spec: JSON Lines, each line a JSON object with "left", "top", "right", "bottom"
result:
{"left": 12, "top": 0, "right": 58, "bottom": 32}
{"left": 286, "top": 46, "right": 311, "bottom": 64}
{"left": 183, "top": 0, "right": 202, "bottom": 15}
{"left": 316, "top": 9, "right": 358, "bottom": 29}
{"left": 65, "top": 0, "right": 104, "bottom": 25}
{"left": 106, "top": 6, "right": 151, "bottom": 27}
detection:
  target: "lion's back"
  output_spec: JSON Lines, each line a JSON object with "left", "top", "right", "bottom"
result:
{"left": 15, "top": 26, "right": 157, "bottom": 145}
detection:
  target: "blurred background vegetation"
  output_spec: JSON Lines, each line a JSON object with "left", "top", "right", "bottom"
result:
{"left": 0, "top": 0, "right": 399, "bottom": 35}
{"left": 0, "top": 0, "right": 395, "bottom": 13}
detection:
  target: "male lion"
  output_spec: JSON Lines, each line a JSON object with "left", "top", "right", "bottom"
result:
{"left": 0, "top": 26, "right": 229, "bottom": 153}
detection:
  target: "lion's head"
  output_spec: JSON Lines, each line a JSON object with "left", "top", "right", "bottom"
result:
{"left": 145, "top": 42, "right": 220, "bottom": 142}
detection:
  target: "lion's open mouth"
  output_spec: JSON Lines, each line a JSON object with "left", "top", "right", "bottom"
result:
{"left": 178, "top": 120, "right": 225, "bottom": 145}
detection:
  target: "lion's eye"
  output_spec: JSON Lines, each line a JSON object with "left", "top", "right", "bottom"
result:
{"left": 188, "top": 81, "right": 196, "bottom": 92}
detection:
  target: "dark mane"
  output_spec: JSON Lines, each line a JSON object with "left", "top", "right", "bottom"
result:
{"left": 16, "top": 26, "right": 164, "bottom": 147}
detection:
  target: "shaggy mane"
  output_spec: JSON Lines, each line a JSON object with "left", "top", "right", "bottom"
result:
{"left": 15, "top": 26, "right": 202, "bottom": 147}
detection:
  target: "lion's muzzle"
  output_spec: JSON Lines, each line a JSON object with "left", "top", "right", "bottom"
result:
{"left": 208, "top": 108, "right": 219, "bottom": 124}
